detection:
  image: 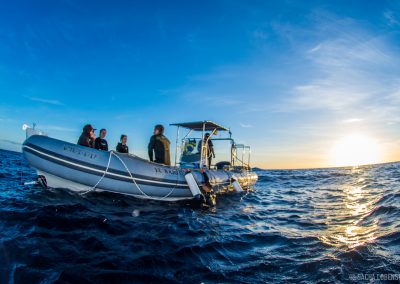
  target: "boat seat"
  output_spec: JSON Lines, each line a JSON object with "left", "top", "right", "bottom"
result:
{"left": 181, "top": 152, "right": 201, "bottom": 163}
{"left": 215, "top": 161, "right": 231, "bottom": 170}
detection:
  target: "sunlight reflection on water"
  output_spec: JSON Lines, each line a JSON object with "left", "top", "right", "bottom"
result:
{"left": 319, "top": 168, "right": 379, "bottom": 248}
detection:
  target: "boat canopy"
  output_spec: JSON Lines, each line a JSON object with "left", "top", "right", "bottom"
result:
{"left": 170, "top": 121, "right": 229, "bottom": 131}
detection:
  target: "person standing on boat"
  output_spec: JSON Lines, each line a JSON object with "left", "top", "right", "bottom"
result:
{"left": 78, "top": 124, "right": 96, "bottom": 148}
{"left": 198, "top": 133, "right": 215, "bottom": 169}
{"left": 148, "top": 124, "right": 171, "bottom": 165}
{"left": 116, "top": 134, "right": 129, "bottom": 153}
{"left": 94, "top": 128, "right": 109, "bottom": 151}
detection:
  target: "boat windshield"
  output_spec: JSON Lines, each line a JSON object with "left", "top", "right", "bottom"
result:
{"left": 180, "top": 138, "right": 202, "bottom": 167}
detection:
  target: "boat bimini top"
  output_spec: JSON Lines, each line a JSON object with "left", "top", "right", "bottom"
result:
{"left": 170, "top": 120, "right": 251, "bottom": 170}
{"left": 170, "top": 121, "right": 229, "bottom": 132}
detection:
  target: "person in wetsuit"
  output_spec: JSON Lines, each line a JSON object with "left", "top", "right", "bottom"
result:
{"left": 199, "top": 168, "right": 217, "bottom": 207}
{"left": 78, "top": 124, "right": 96, "bottom": 148}
{"left": 94, "top": 128, "right": 109, "bottom": 151}
{"left": 148, "top": 124, "right": 171, "bottom": 165}
{"left": 197, "top": 133, "right": 215, "bottom": 169}
{"left": 116, "top": 134, "right": 129, "bottom": 153}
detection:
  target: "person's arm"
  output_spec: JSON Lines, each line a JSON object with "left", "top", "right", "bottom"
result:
{"left": 105, "top": 140, "right": 109, "bottom": 151}
{"left": 116, "top": 143, "right": 121, "bottom": 152}
{"left": 78, "top": 134, "right": 89, "bottom": 147}
{"left": 89, "top": 139, "right": 95, "bottom": 148}
{"left": 148, "top": 136, "right": 155, "bottom": 161}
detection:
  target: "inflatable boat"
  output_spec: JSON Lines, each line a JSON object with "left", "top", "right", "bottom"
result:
{"left": 22, "top": 121, "right": 258, "bottom": 201}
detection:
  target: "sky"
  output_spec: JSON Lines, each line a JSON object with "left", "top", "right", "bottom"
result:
{"left": 0, "top": 0, "right": 399, "bottom": 169}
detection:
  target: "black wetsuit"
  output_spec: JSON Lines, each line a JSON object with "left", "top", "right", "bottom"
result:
{"left": 78, "top": 133, "right": 94, "bottom": 148}
{"left": 116, "top": 143, "right": 129, "bottom": 153}
{"left": 94, "top": 137, "right": 108, "bottom": 151}
{"left": 198, "top": 139, "right": 214, "bottom": 168}
{"left": 148, "top": 134, "right": 170, "bottom": 165}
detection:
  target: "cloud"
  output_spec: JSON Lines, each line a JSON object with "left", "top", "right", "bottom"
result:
{"left": 26, "top": 96, "right": 64, "bottom": 106}
{"left": 203, "top": 96, "right": 243, "bottom": 106}
{"left": 40, "top": 125, "right": 77, "bottom": 132}
{"left": 0, "top": 139, "right": 21, "bottom": 146}
{"left": 252, "top": 29, "right": 268, "bottom": 41}
{"left": 342, "top": 118, "right": 363, "bottom": 124}
{"left": 240, "top": 123, "right": 253, "bottom": 128}
{"left": 280, "top": 14, "right": 400, "bottom": 118}
{"left": 384, "top": 10, "right": 400, "bottom": 26}
{"left": 0, "top": 118, "right": 18, "bottom": 123}
{"left": 167, "top": 9, "right": 400, "bottom": 138}
{"left": 114, "top": 113, "right": 136, "bottom": 120}
{"left": 308, "top": 43, "right": 322, "bottom": 53}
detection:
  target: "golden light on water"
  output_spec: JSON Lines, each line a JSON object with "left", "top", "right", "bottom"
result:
{"left": 329, "top": 134, "right": 381, "bottom": 167}
{"left": 319, "top": 172, "right": 379, "bottom": 249}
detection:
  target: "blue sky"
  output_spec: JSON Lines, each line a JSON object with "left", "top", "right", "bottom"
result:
{"left": 1, "top": 0, "right": 399, "bottom": 168}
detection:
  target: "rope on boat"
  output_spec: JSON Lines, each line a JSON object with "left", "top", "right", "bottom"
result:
{"left": 80, "top": 150, "right": 114, "bottom": 196}
{"left": 81, "top": 150, "right": 180, "bottom": 200}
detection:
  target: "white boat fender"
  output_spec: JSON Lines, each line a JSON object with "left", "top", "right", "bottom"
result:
{"left": 184, "top": 171, "right": 202, "bottom": 199}
{"left": 231, "top": 175, "right": 244, "bottom": 192}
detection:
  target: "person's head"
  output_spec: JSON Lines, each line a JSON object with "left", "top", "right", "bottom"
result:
{"left": 154, "top": 124, "right": 164, "bottom": 135}
{"left": 83, "top": 124, "right": 95, "bottom": 136}
{"left": 99, "top": 128, "right": 107, "bottom": 139}
{"left": 204, "top": 133, "right": 210, "bottom": 140}
{"left": 120, "top": 134, "right": 127, "bottom": 144}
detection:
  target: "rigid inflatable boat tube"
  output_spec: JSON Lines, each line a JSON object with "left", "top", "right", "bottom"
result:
{"left": 231, "top": 175, "right": 244, "bottom": 192}
{"left": 184, "top": 172, "right": 201, "bottom": 198}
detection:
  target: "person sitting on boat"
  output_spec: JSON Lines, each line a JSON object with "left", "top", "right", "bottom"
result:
{"left": 94, "top": 128, "right": 109, "bottom": 151}
{"left": 77, "top": 124, "right": 96, "bottom": 148}
{"left": 116, "top": 134, "right": 129, "bottom": 153}
{"left": 148, "top": 124, "right": 171, "bottom": 165}
{"left": 197, "top": 133, "right": 215, "bottom": 169}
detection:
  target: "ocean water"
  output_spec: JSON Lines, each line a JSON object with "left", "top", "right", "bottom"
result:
{"left": 1, "top": 149, "right": 400, "bottom": 283}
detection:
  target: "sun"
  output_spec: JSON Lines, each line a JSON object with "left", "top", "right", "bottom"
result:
{"left": 330, "top": 134, "right": 381, "bottom": 167}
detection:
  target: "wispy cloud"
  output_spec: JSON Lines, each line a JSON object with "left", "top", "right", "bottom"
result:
{"left": 40, "top": 125, "right": 77, "bottom": 132}
{"left": 114, "top": 113, "right": 136, "bottom": 120}
{"left": 240, "top": 123, "right": 253, "bottom": 128}
{"left": 308, "top": 43, "right": 322, "bottom": 53}
{"left": 384, "top": 10, "right": 400, "bottom": 26}
{"left": 0, "top": 139, "right": 21, "bottom": 146}
{"left": 0, "top": 118, "right": 18, "bottom": 123}
{"left": 203, "top": 96, "right": 243, "bottom": 106}
{"left": 279, "top": 13, "right": 400, "bottom": 120}
{"left": 342, "top": 118, "right": 363, "bottom": 124}
{"left": 26, "top": 96, "right": 64, "bottom": 106}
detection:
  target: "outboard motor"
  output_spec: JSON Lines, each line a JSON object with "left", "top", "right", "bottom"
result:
{"left": 203, "top": 190, "right": 216, "bottom": 207}
{"left": 185, "top": 170, "right": 217, "bottom": 207}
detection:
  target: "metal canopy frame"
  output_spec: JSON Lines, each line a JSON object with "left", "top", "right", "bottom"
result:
{"left": 171, "top": 120, "right": 252, "bottom": 170}
{"left": 170, "top": 121, "right": 229, "bottom": 132}
{"left": 171, "top": 121, "right": 233, "bottom": 168}
{"left": 233, "top": 144, "right": 252, "bottom": 169}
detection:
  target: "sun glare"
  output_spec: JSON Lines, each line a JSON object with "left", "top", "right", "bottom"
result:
{"left": 330, "top": 134, "right": 381, "bottom": 167}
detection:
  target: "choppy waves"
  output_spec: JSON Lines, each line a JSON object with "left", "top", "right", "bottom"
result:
{"left": 1, "top": 149, "right": 399, "bottom": 283}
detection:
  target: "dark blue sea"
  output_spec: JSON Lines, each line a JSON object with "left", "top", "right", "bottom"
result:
{"left": 1, "top": 149, "right": 400, "bottom": 283}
